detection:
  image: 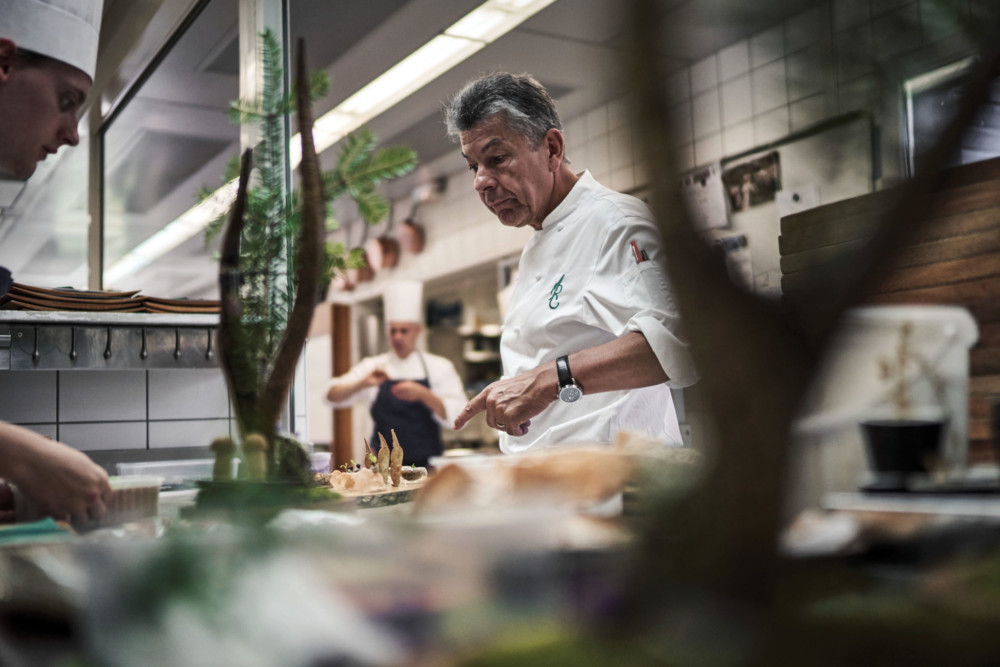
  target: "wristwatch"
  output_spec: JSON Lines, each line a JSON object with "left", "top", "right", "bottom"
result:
{"left": 556, "top": 355, "right": 583, "bottom": 403}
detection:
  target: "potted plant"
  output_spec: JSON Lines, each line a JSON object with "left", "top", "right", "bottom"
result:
{"left": 193, "top": 32, "right": 416, "bottom": 516}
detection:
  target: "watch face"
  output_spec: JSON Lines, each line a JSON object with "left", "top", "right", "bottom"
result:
{"left": 559, "top": 384, "right": 583, "bottom": 403}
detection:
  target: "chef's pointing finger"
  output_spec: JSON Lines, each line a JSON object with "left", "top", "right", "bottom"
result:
{"left": 454, "top": 390, "right": 487, "bottom": 430}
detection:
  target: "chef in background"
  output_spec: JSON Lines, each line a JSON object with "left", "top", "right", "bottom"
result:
{"left": 448, "top": 72, "right": 699, "bottom": 453}
{"left": 326, "top": 281, "right": 467, "bottom": 468}
{"left": 0, "top": 0, "right": 112, "bottom": 523}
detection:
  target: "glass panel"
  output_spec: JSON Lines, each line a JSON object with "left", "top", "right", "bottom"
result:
{"left": 0, "top": 111, "right": 93, "bottom": 288}
{"left": 102, "top": 0, "right": 239, "bottom": 298}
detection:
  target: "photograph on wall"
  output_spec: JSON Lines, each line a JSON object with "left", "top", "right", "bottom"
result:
{"left": 721, "top": 151, "right": 781, "bottom": 212}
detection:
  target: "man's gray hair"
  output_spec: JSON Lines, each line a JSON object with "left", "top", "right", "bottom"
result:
{"left": 444, "top": 72, "right": 562, "bottom": 149}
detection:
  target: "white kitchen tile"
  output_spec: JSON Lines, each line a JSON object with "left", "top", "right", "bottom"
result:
{"left": 872, "top": 3, "right": 921, "bottom": 59}
{"left": 610, "top": 125, "right": 633, "bottom": 170}
{"left": 786, "top": 5, "right": 828, "bottom": 54}
{"left": 871, "top": 0, "right": 912, "bottom": 18}
{"left": 611, "top": 165, "right": 635, "bottom": 193}
{"left": 60, "top": 370, "right": 145, "bottom": 422}
{"left": 675, "top": 144, "right": 695, "bottom": 172}
{"left": 838, "top": 73, "right": 881, "bottom": 113}
{"left": 0, "top": 370, "right": 57, "bottom": 423}
{"left": 633, "top": 157, "right": 651, "bottom": 188}
{"left": 60, "top": 421, "right": 147, "bottom": 451}
{"left": 607, "top": 97, "right": 632, "bottom": 129}
{"left": 754, "top": 106, "right": 791, "bottom": 144}
{"left": 564, "top": 114, "right": 586, "bottom": 142}
{"left": 692, "top": 89, "right": 722, "bottom": 138}
{"left": 149, "top": 419, "right": 230, "bottom": 449}
{"left": 148, "top": 369, "right": 230, "bottom": 420}
{"left": 723, "top": 121, "right": 756, "bottom": 156}
{"left": 691, "top": 54, "right": 718, "bottom": 94}
{"left": 586, "top": 132, "right": 611, "bottom": 176}
{"left": 668, "top": 101, "right": 694, "bottom": 146}
{"left": 665, "top": 68, "right": 691, "bottom": 103}
{"left": 786, "top": 43, "right": 827, "bottom": 102}
{"left": 750, "top": 25, "right": 785, "bottom": 68}
{"left": 694, "top": 133, "right": 724, "bottom": 166}
{"left": 790, "top": 93, "right": 833, "bottom": 131}
{"left": 834, "top": 24, "right": 874, "bottom": 82}
{"left": 585, "top": 106, "right": 609, "bottom": 140}
{"left": 718, "top": 40, "right": 750, "bottom": 82}
{"left": 752, "top": 59, "right": 788, "bottom": 114}
{"left": 721, "top": 75, "right": 753, "bottom": 127}
{"left": 568, "top": 141, "right": 590, "bottom": 170}
{"left": 834, "top": 0, "right": 870, "bottom": 31}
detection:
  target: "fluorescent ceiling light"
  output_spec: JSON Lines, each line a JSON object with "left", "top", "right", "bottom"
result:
{"left": 104, "top": 0, "right": 558, "bottom": 286}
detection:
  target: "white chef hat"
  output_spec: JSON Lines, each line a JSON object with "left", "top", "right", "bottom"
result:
{"left": 383, "top": 281, "right": 423, "bottom": 324}
{"left": 0, "top": 0, "right": 104, "bottom": 81}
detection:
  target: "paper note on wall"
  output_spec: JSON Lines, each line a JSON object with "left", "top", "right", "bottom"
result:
{"left": 681, "top": 163, "right": 729, "bottom": 230}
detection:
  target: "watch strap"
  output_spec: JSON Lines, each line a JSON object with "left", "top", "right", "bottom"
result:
{"left": 556, "top": 355, "right": 573, "bottom": 388}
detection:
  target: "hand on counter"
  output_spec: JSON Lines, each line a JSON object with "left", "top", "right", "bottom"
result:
{"left": 454, "top": 364, "right": 557, "bottom": 436}
{"left": 0, "top": 423, "right": 111, "bottom": 524}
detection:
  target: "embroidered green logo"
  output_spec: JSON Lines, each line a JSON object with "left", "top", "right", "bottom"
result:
{"left": 548, "top": 274, "right": 565, "bottom": 310}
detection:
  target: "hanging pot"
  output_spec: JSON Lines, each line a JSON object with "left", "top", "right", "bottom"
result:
{"left": 364, "top": 234, "right": 400, "bottom": 270}
{"left": 397, "top": 217, "right": 425, "bottom": 254}
{"left": 355, "top": 249, "right": 375, "bottom": 282}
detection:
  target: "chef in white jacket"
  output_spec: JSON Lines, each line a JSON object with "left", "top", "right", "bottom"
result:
{"left": 447, "top": 72, "right": 698, "bottom": 453}
{"left": 0, "top": 0, "right": 112, "bottom": 522}
{"left": 326, "top": 281, "right": 467, "bottom": 467}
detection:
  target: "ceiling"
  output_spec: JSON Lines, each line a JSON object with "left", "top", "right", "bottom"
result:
{"left": 0, "top": 0, "right": 826, "bottom": 296}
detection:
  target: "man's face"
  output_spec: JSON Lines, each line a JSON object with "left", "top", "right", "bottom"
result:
{"left": 388, "top": 322, "right": 420, "bottom": 358}
{"left": 0, "top": 46, "right": 91, "bottom": 180}
{"left": 460, "top": 115, "right": 560, "bottom": 231}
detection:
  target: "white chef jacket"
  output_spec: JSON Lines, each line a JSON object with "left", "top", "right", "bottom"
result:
{"left": 500, "top": 170, "right": 698, "bottom": 453}
{"left": 325, "top": 350, "right": 467, "bottom": 428}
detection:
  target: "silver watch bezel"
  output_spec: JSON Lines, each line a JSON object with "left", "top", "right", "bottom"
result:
{"left": 558, "top": 383, "right": 583, "bottom": 403}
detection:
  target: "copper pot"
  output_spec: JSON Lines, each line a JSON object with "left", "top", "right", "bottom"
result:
{"left": 364, "top": 235, "right": 400, "bottom": 270}
{"left": 397, "top": 217, "right": 425, "bottom": 254}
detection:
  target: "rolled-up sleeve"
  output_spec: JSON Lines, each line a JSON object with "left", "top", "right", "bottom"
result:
{"left": 325, "top": 357, "right": 378, "bottom": 408}
{"left": 627, "top": 261, "right": 699, "bottom": 387}
{"left": 583, "top": 210, "right": 699, "bottom": 388}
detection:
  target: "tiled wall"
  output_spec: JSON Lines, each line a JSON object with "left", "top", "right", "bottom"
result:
{"left": 0, "top": 344, "right": 311, "bottom": 462}
{"left": 0, "top": 368, "right": 234, "bottom": 452}
{"left": 664, "top": 0, "right": 986, "bottom": 184}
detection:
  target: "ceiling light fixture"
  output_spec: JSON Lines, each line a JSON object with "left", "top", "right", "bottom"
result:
{"left": 104, "top": 0, "right": 558, "bottom": 287}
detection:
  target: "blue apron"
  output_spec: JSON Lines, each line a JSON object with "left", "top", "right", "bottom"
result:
{"left": 369, "top": 351, "right": 443, "bottom": 468}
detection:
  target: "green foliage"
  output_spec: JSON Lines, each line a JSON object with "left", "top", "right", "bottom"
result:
{"left": 200, "top": 30, "right": 416, "bottom": 449}
{"left": 202, "top": 29, "right": 417, "bottom": 313}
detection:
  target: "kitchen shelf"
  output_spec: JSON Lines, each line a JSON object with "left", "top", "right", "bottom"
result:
{"left": 0, "top": 312, "right": 220, "bottom": 370}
